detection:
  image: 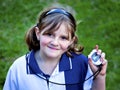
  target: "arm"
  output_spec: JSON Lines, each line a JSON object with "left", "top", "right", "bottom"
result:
{"left": 88, "top": 45, "right": 108, "bottom": 90}
{"left": 92, "top": 75, "right": 106, "bottom": 90}
{"left": 3, "top": 68, "right": 17, "bottom": 90}
{"left": 3, "top": 61, "right": 19, "bottom": 90}
{"left": 89, "top": 59, "right": 107, "bottom": 90}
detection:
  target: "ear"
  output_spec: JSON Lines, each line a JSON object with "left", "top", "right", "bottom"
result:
{"left": 35, "top": 27, "right": 40, "bottom": 41}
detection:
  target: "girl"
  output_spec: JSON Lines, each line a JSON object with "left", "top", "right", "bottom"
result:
{"left": 3, "top": 7, "right": 107, "bottom": 90}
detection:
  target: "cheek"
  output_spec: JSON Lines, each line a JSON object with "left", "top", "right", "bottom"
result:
{"left": 39, "top": 37, "right": 50, "bottom": 46}
{"left": 61, "top": 42, "right": 71, "bottom": 50}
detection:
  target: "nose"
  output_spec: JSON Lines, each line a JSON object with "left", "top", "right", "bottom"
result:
{"left": 50, "top": 38, "right": 59, "bottom": 46}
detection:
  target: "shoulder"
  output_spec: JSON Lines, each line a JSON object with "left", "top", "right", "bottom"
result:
{"left": 62, "top": 52, "right": 88, "bottom": 65}
{"left": 71, "top": 52, "right": 88, "bottom": 63}
{"left": 4, "top": 55, "right": 27, "bottom": 81}
{"left": 13, "top": 55, "right": 26, "bottom": 65}
{"left": 9, "top": 55, "right": 26, "bottom": 71}
{"left": 70, "top": 53, "right": 89, "bottom": 72}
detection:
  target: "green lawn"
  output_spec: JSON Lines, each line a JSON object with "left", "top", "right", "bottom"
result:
{"left": 0, "top": 0, "right": 120, "bottom": 90}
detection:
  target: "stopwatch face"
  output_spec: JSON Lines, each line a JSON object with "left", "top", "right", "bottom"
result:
{"left": 91, "top": 52, "right": 102, "bottom": 65}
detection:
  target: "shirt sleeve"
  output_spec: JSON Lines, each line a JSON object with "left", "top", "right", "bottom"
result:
{"left": 3, "top": 67, "right": 18, "bottom": 90}
{"left": 83, "top": 64, "right": 93, "bottom": 90}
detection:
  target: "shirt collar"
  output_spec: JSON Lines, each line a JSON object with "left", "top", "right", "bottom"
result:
{"left": 28, "top": 50, "right": 72, "bottom": 74}
{"left": 28, "top": 50, "right": 42, "bottom": 74}
{"left": 59, "top": 53, "right": 72, "bottom": 71}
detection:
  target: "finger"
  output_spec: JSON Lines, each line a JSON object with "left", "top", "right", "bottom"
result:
{"left": 100, "top": 52, "right": 105, "bottom": 62}
{"left": 88, "top": 58, "right": 98, "bottom": 73}
{"left": 101, "top": 52, "right": 105, "bottom": 58}
{"left": 95, "top": 45, "right": 99, "bottom": 51}
{"left": 101, "top": 52, "right": 105, "bottom": 59}
{"left": 97, "top": 49, "right": 102, "bottom": 55}
{"left": 100, "top": 59, "right": 108, "bottom": 75}
{"left": 102, "top": 59, "right": 107, "bottom": 65}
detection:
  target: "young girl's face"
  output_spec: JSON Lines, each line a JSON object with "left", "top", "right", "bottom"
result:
{"left": 36, "top": 23, "right": 73, "bottom": 59}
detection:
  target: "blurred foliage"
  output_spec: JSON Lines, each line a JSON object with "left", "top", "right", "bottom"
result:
{"left": 0, "top": 0, "right": 120, "bottom": 90}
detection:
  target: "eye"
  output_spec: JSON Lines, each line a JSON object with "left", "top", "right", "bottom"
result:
{"left": 61, "top": 36, "right": 68, "bottom": 40}
{"left": 47, "top": 33, "right": 52, "bottom": 36}
{"left": 44, "top": 32, "right": 53, "bottom": 37}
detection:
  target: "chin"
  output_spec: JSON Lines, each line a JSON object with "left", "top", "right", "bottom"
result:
{"left": 46, "top": 53, "right": 62, "bottom": 59}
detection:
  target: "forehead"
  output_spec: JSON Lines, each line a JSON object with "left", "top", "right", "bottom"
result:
{"left": 40, "top": 13, "right": 73, "bottom": 31}
{"left": 42, "top": 21, "right": 72, "bottom": 34}
{"left": 54, "top": 23, "right": 69, "bottom": 35}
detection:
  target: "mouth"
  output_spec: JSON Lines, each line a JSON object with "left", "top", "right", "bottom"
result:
{"left": 48, "top": 46, "right": 59, "bottom": 50}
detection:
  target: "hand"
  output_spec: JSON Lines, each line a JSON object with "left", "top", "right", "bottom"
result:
{"left": 88, "top": 45, "right": 108, "bottom": 78}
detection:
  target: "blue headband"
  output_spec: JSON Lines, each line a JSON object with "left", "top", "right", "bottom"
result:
{"left": 46, "top": 8, "right": 70, "bottom": 17}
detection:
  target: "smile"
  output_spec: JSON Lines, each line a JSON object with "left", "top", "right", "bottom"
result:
{"left": 48, "top": 46, "right": 59, "bottom": 50}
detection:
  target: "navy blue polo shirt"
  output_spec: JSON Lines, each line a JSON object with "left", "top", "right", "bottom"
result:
{"left": 27, "top": 51, "right": 88, "bottom": 90}
{"left": 3, "top": 50, "right": 93, "bottom": 90}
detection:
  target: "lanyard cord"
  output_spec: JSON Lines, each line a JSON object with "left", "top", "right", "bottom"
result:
{"left": 26, "top": 54, "right": 102, "bottom": 85}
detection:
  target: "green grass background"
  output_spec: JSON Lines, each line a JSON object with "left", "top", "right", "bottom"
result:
{"left": 0, "top": 0, "right": 120, "bottom": 90}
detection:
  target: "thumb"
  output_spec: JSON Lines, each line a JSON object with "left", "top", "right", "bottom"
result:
{"left": 95, "top": 45, "right": 99, "bottom": 51}
{"left": 88, "top": 58, "right": 98, "bottom": 73}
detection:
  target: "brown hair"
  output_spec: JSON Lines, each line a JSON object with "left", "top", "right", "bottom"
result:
{"left": 25, "top": 7, "right": 84, "bottom": 57}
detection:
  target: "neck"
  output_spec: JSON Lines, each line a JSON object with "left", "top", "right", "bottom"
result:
{"left": 36, "top": 50, "right": 61, "bottom": 63}
{"left": 35, "top": 50, "right": 60, "bottom": 75}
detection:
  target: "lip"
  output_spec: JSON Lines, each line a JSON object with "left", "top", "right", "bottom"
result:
{"left": 48, "top": 46, "right": 59, "bottom": 50}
